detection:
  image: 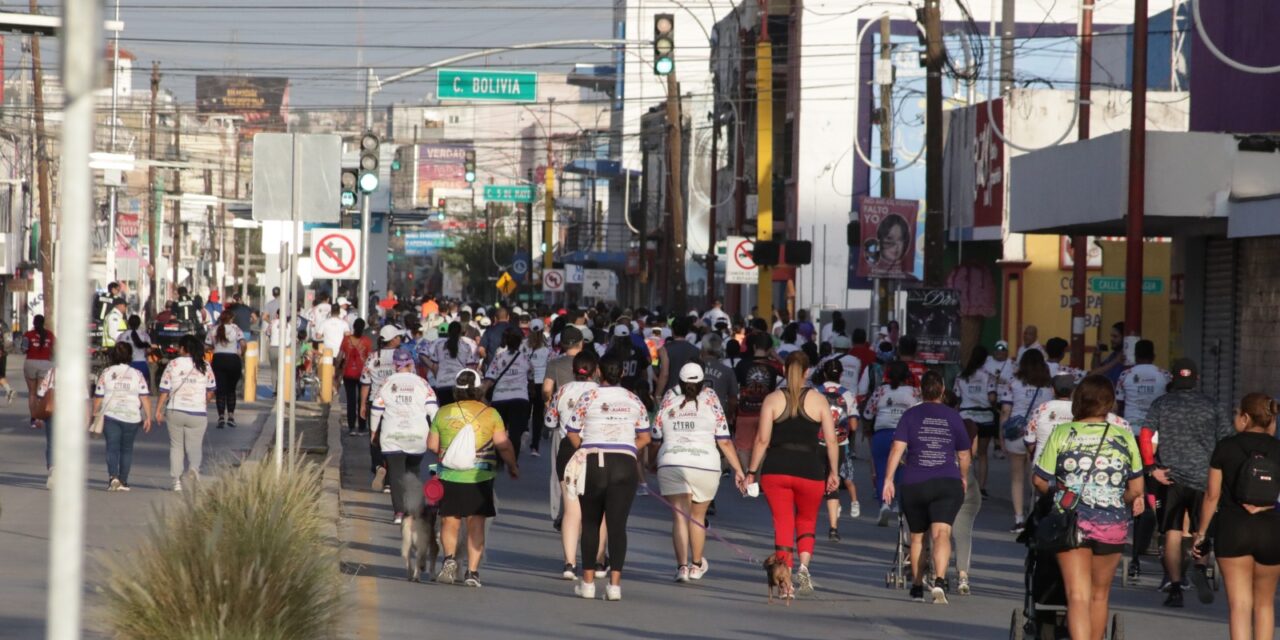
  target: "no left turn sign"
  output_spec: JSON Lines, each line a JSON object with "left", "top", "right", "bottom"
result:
{"left": 311, "top": 230, "right": 361, "bottom": 280}
{"left": 542, "top": 268, "right": 565, "bottom": 292}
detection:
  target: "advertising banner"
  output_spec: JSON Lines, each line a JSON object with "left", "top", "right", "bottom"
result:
{"left": 856, "top": 197, "right": 919, "bottom": 280}
{"left": 414, "top": 144, "right": 470, "bottom": 207}
{"left": 195, "top": 76, "right": 289, "bottom": 132}
{"left": 905, "top": 288, "right": 961, "bottom": 364}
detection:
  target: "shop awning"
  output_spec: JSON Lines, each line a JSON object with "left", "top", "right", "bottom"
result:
{"left": 562, "top": 159, "right": 639, "bottom": 179}
{"left": 1009, "top": 131, "right": 1280, "bottom": 237}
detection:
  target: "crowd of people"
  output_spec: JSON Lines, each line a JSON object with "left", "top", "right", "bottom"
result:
{"left": 20, "top": 285, "right": 1280, "bottom": 637}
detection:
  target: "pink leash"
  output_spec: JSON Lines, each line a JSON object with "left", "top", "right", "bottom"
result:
{"left": 636, "top": 467, "right": 762, "bottom": 565}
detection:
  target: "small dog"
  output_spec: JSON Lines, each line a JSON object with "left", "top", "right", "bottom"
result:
{"left": 401, "top": 503, "right": 440, "bottom": 583}
{"left": 764, "top": 553, "right": 794, "bottom": 606}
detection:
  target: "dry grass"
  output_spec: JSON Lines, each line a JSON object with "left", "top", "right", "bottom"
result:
{"left": 99, "top": 458, "right": 344, "bottom": 640}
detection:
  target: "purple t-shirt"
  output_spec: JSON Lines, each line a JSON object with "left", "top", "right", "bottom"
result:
{"left": 892, "top": 402, "right": 971, "bottom": 486}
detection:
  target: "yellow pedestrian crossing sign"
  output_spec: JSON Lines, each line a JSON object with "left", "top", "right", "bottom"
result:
{"left": 496, "top": 271, "right": 517, "bottom": 296}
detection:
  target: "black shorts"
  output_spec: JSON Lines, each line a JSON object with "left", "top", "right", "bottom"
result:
{"left": 1215, "top": 511, "right": 1280, "bottom": 566}
{"left": 555, "top": 436, "right": 577, "bottom": 482}
{"left": 899, "top": 478, "right": 964, "bottom": 534}
{"left": 439, "top": 479, "right": 497, "bottom": 518}
{"left": 1081, "top": 539, "right": 1125, "bottom": 556}
{"left": 1158, "top": 483, "right": 1205, "bottom": 534}
{"left": 976, "top": 422, "right": 999, "bottom": 439}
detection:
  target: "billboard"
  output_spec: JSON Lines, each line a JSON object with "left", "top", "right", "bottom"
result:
{"left": 195, "top": 76, "right": 290, "bottom": 131}
{"left": 856, "top": 196, "right": 919, "bottom": 280}
{"left": 392, "top": 144, "right": 472, "bottom": 210}
{"left": 905, "top": 288, "right": 961, "bottom": 364}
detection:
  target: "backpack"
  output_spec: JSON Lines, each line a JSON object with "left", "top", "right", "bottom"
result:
{"left": 440, "top": 408, "right": 480, "bottom": 470}
{"left": 1234, "top": 443, "right": 1280, "bottom": 507}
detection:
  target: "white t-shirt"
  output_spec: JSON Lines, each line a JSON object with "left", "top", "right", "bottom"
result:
{"left": 95, "top": 364, "right": 151, "bottom": 423}
{"left": 1026, "top": 398, "right": 1074, "bottom": 458}
{"left": 1016, "top": 342, "right": 1046, "bottom": 364}
{"left": 953, "top": 369, "right": 997, "bottom": 424}
{"left": 485, "top": 348, "right": 532, "bottom": 402}
{"left": 1047, "top": 362, "right": 1086, "bottom": 383}
{"left": 566, "top": 385, "right": 650, "bottom": 456}
{"left": 701, "top": 308, "right": 730, "bottom": 328}
{"left": 371, "top": 372, "right": 439, "bottom": 455}
{"left": 1000, "top": 378, "right": 1052, "bottom": 424}
{"left": 524, "top": 345, "right": 551, "bottom": 386}
{"left": 121, "top": 330, "right": 151, "bottom": 362}
{"left": 431, "top": 337, "right": 478, "bottom": 388}
{"left": 319, "top": 317, "right": 351, "bottom": 355}
{"left": 864, "top": 384, "right": 922, "bottom": 432}
{"left": 206, "top": 324, "right": 245, "bottom": 355}
{"left": 1116, "top": 363, "right": 1172, "bottom": 431}
{"left": 359, "top": 349, "right": 398, "bottom": 399}
{"left": 546, "top": 380, "right": 600, "bottom": 437}
{"left": 983, "top": 356, "right": 1015, "bottom": 396}
{"left": 159, "top": 356, "right": 217, "bottom": 416}
{"left": 653, "top": 387, "right": 731, "bottom": 472}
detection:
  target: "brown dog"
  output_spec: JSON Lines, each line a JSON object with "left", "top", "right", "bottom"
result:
{"left": 764, "top": 553, "right": 794, "bottom": 606}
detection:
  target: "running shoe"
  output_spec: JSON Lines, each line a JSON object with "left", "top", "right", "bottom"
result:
{"left": 1189, "top": 566, "right": 1215, "bottom": 604}
{"left": 371, "top": 466, "right": 386, "bottom": 491}
{"left": 553, "top": 516, "right": 563, "bottom": 532}
{"left": 1128, "top": 559, "right": 1142, "bottom": 582}
{"left": 957, "top": 575, "right": 971, "bottom": 595}
{"left": 605, "top": 585, "right": 622, "bottom": 601}
{"left": 530, "top": 449, "right": 541, "bottom": 458}
{"left": 795, "top": 565, "right": 814, "bottom": 595}
{"left": 464, "top": 571, "right": 482, "bottom": 588}
{"left": 910, "top": 584, "right": 925, "bottom": 602}
{"left": 980, "top": 488, "right": 990, "bottom": 499}
{"left": 347, "top": 430, "right": 359, "bottom": 437}
{"left": 227, "top": 416, "right": 237, "bottom": 428}
{"left": 877, "top": 505, "right": 892, "bottom": 527}
{"left": 574, "top": 579, "right": 596, "bottom": 599}
{"left": 119, "top": 485, "right": 131, "bottom": 492}
{"left": 849, "top": 501, "right": 861, "bottom": 519}
{"left": 436, "top": 557, "right": 458, "bottom": 585}
{"left": 216, "top": 418, "right": 226, "bottom": 430}
{"left": 931, "top": 577, "right": 949, "bottom": 604}
{"left": 674, "top": 565, "right": 690, "bottom": 583}
{"left": 636, "top": 484, "right": 650, "bottom": 497}
{"left": 6, "top": 387, "right": 15, "bottom": 404}
{"left": 828, "top": 527, "right": 841, "bottom": 542}
{"left": 689, "top": 558, "right": 709, "bottom": 580}
{"left": 1163, "top": 588, "right": 1184, "bottom": 608}
{"left": 108, "top": 478, "right": 123, "bottom": 492}
{"left": 1158, "top": 576, "right": 1182, "bottom": 593}
{"left": 1009, "top": 519, "right": 1026, "bottom": 533}
{"left": 383, "top": 485, "right": 392, "bottom": 494}
{"left": 561, "top": 563, "right": 576, "bottom": 580}
{"left": 393, "top": 512, "right": 404, "bottom": 525}
{"left": 172, "top": 480, "right": 183, "bottom": 492}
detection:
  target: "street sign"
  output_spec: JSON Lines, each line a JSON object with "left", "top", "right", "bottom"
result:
{"left": 542, "top": 268, "right": 565, "bottom": 292}
{"left": 496, "top": 271, "right": 517, "bottom": 296}
{"left": 438, "top": 68, "right": 538, "bottom": 103}
{"left": 583, "top": 268, "right": 617, "bottom": 301}
{"left": 251, "top": 133, "right": 342, "bottom": 222}
{"left": 511, "top": 252, "right": 531, "bottom": 282}
{"left": 403, "top": 231, "right": 456, "bottom": 255}
{"left": 565, "top": 263, "right": 585, "bottom": 284}
{"left": 1090, "top": 276, "right": 1163, "bottom": 295}
{"left": 484, "top": 184, "right": 535, "bottom": 204}
{"left": 725, "top": 235, "right": 756, "bottom": 285}
{"left": 311, "top": 230, "right": 361, "bottom": 279}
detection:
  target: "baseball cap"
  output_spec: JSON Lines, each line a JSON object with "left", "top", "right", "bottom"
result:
{"left": 478, "top": 315, "right": 492, "bottom": 328}
{"left": 1170, "top": 358, "right": 1198, "bottom": 390}
{"left": 612, "top": 324, "right": 631, "bottom": 338}
{"left": 530, "top": 318, "right": 545, "bottom": 331}
{"left": 678, "top": 362, "right": 705, "bottom": 383}
{"left": 337, "top": 297, "right": 350, "bottom": 307}
{"left": 831, "top": 335, "right": 852, "bottom": 350}
{"left": 392, "top": 347, "right": 415, "bottom": 368}
{"left": 113, "top": 297, "right": 127, "bottom": 307}
{"left": 379, "top": 324, "right": 403, "bottom": 342}
{"left": 995, "top": 340, "right": 1010, "bottom": 351}
{"left": 455, "top": 368, "right": 484, "bottom": 389}
{"left": 560, "top": 325, "right": 584, "bottom": 346}
{"left": 1052, "top": 374, "right": 1077, "bottom": 396}
{"left": 580, "top": 327, "right": 595, "bottom": 343}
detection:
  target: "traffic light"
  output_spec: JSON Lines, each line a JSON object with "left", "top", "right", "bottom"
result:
{"left": 753, "top": 240, "right": 780, "bottom": 266}
{"left": 358, "top": 132, "right": 379, "bottom": 193}
{"left": 340, "top": 168, "right": 358, "bottom": 208}
{"left": 464, "top": 149, "right": 476, "bottom": 183}
{"left": 784, "top": 240, "right": 813, "bottom": 266}
{"left": 653, "top": 13, "right": 674, "bottom": 75}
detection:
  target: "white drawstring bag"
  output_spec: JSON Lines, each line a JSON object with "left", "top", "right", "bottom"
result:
{"left": 441, "top": 410, "right": 478, "bottom": 471}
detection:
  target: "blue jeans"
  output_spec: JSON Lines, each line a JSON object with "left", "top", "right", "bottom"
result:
{"left": 872, "top": 429, "right": 898, "bottom": 507}
{"left": 129, "top": 361, "right": 151, "bottom": 386}
{"left": 104, "top": 417, "right": 142, "bottom": 484}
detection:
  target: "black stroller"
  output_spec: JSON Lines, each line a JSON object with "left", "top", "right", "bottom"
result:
{"left": 1010, "top": 497, "right": 1124, "bottom": 640}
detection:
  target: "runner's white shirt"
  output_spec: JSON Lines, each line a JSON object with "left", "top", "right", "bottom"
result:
{"left": 319, "top": 317, "right": 351, "bottom": 355}
{"left": 864, "top": 384, "right": 922, "bottom": 432}
{"left": 983, "top": 356, "right": 1015, "bottom": 396}
{"left": 546, "top": 380, "right": 599, "bottom": 437}
{"left": 159, "top": 356, "right": 217, "bottom": 415}
{"left": 653, "top": 387, "right": 730, "bottom": 472}
{"left": 1028, "top": 403, "right": 1131, "bottom": 465}
{"left": 999, "top": 378, "right": 1052, "bottom": 423}
{"left": 431, "top": 337, "right": 478, "bottom": 387}
{"left": 953, "top": 369, "right": 997, "bottom": 424}
{"left": 485, "top": 348, "right": 532, "bottom": 402}
{"left": 206, "top": 324, "right": 245, "bottom": 355}
{"left": 818, "top": 353, "right": 866, "bottom": 402}
{"left": 523, "top": 345, "right": 551, "bottom": 387}
{"left": 1047, "top": 361, "right": 1086, "bottom": 383}
{"left": 94, "top": 363, "right": 150, "bottom": 423}
{"left": 371, "top": 372, "right": 439, "bottom": 455}
{"left": 1116, "top": 363, "right": 1172, "bottom": 431}
{"left": 567, "top": 385, "right": 650, "bottom": 456}
{"left": 360, "top": 349, "right": 398, "bottom": 399}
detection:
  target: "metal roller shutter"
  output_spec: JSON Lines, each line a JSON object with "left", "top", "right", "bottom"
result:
{"left": 1200, "top": 239, "right": 1237, "bottom": 414}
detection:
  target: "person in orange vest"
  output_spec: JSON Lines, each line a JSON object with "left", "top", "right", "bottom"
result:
{"left": 421, "top": 294, "right": 440, "bottom": 319}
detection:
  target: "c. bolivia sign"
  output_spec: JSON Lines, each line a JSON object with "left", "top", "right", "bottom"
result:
{"left": 437, "top": 69, "right": 538, "bottom": 103}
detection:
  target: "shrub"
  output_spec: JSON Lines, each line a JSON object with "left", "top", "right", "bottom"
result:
{"left": 99, "top": 459, "right": 344, "bottom": 640}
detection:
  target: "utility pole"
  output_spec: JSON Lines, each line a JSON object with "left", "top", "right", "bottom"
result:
{"left": 876, "top": 16, "right": 895, "bottom": 330}
{"left": 1069, "top": 0, "right": 1095, "bottom": 369}
{"left": 1001, "top": 0, "right": 1016, "bottom": 96}
{"left": 29, "top": 0, "right": 54, "bottom": 324}
{"left": 705, "top": 104, "right": 718, "bottom": 303}
{"left": 172, "top": 104, "right": 183, "bottom": 297}
{"left": 1124, "top": 0, "right": 1149, "bottom": 343}
{"left": 666, "top": 72, "right": 688, "bottom": 312}
{"left": 544, "top": 97, "right": 556, "bottom": 272}
{"left": 526, "top": 168, "right": 535, "bottom": 307}
{"left": 923, "top": 0, "right": 945, "bottom": 287}
{"left": 105, "top": 0, "right": 122, "bottom": 282}
{"left": 147, "top": 62, "right": 160, "bottom": 318}
{"left": 755, "top": 1, "right": 775, "bottom": 324}
{"left": 727, "top": 30, "right": 748, "bottom": 316}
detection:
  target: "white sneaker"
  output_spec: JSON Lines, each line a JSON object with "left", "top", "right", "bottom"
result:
{"left": 574, "top": 579, "right": 596, "bottom": 599}
{"left": 636, "top": 485, "right": 649, "bottom": 497}
{"left": 605, "top": 585, "right": 622, "bottom": 601}
{"left": 108, "top": 478, "right": 123, "bottom": 492}
{"left": 877, "top": 505, "right": 891, "bottom": 527}
{"left": 795, "top": 565, "right": 814, "bottom": 595}
{"left": 850, "top": 501, "right": 862, "bottom": 519}
{"left": 674, "top": 565, "right": 690, "bottom": 583}
{"left": 689, "top": 558, "right": 710, "bottom": 580}
{"left": 172, "top": 480, "right": 183, "bottom": 492}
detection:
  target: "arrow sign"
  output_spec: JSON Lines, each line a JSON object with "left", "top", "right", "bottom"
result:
{"left": 542, "top": 268, "right": 565, "bottom": 292}
{"left": 582, "top": 268, "right": 615, "bottom": 301}
{"left": 311, "top": 230, "right": 361, "bottom": 279}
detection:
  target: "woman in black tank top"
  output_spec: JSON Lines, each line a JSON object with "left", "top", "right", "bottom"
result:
{"left": 743, "top": 352, "right": 839, "bottom": 597}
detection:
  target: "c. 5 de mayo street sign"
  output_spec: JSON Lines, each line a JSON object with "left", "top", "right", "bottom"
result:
{"left": 438, "top": 69, "right": 538, "bottom": 103}
{"left": 484, "top": 184, "right": 535, "bottom": 204}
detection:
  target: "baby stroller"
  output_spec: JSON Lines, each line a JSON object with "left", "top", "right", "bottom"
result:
{"left": 1011, "top": 497, "right": 1124, "bottom": 640}
{"left": 884, "top": 512, "right": 955, "bottom": 590}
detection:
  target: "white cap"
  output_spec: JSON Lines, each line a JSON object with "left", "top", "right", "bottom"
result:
{"left": 678, "top": 362, "right": 705, "bottom": 383}
{"left": 612, "top": 324, "right": 631, "bottom": 338}
{"left": 831, "top": 334, "right": 852, "bottom": 350}
{"left": 530, "top": 318, "right": 545, "bottom": 331}
{"left": 478, "top": 315, "right": 492, "bottom": 328}
{"left": 378, "top": 324, "right": 402, "bottom": 342}
{"left": 462, "top": 305, "right": 473, "bottom": 314}
{"left": 336, "top": 296, "right": 350, "bottom": 307}
{"left": 580, "top": 327, "right": 594, "bottom": 342}
{"left": 455, "top": 368, "right": 484, "bottom": 389}
{"left": 512, "top": 306, "right": 524, "bottom": 316}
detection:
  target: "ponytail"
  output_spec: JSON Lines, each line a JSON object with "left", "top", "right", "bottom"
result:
{"left": 678, "top": 380, "right": 702, "bottom": 410}
{"left": 781, "top": 352, "right": 809, "bottom": 419}
{"left": 445, "top": 322, "right": 461, "bottom": 359}
{"left": 1240, "top": 392, "right": 1279, "bottom": 430}
{"left": 181, "top": 335, "right": 207, "bottom": 374}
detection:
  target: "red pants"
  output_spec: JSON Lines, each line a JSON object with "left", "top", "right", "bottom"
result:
{"left": 760, "top": 474, "right": 825, "bottom": 568}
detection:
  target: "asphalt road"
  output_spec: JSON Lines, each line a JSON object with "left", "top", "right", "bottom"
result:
{"left": 337, "top": 423, "right": 1237, "bottom": 640}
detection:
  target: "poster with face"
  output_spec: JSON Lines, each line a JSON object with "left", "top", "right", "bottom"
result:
{"left": 856, "top": 197, "right": 919, "bottom": 280}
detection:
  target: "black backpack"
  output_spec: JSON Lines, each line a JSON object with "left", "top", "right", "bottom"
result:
{"left": 1235, "top": 442, "right": 1280, "bottom": 507}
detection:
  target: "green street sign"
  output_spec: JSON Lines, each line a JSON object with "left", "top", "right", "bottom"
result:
{"left": 438, "top": 68, "right": 538, "bottom": 102}
{"left": 484, "top": 184, "right": 536, "bottom": 204}
{"left": 1089, "top": 276, "right": 1164, "bottom": 295}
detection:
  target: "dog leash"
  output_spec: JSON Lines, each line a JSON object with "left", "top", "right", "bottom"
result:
{"left": 634, "top": 465, "right": 762, "bottom": 565}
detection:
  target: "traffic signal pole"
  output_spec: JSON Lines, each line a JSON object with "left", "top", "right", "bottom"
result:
{"left": 359, "top": 67, "right": 374, "bottom": 320}
{"left": 755, "top": 4, "right": 774, "bottom": 325}
{"left": 1124, "top": 0, "right": 1149, "bottom": 344}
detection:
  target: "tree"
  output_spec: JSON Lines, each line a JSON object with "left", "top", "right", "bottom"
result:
{"left": 439, "top": 222, "right": 518, "bottom": 301}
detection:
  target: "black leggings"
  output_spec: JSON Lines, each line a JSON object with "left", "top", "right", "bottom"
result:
{"left": 580, "top": 453, "right": 640, "bottom": 571}
{"left": 211, "top": 353, "right": 242, "bottom": 418}
{"left": 384, "top": 452, "right": 424, "bottom": 515}
{"left": 528, "top": 384, "right": 545, "bottom": 452}
{"left": 492, "top": 399, "right": 531, "bottom": 461}
{"left": 343, "top": 377, "right": 366, "bottom": 432}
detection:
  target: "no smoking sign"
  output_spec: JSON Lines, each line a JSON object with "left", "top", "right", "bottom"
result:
{"left": 311, "top": 230, "right": 361, "bottom": 280}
